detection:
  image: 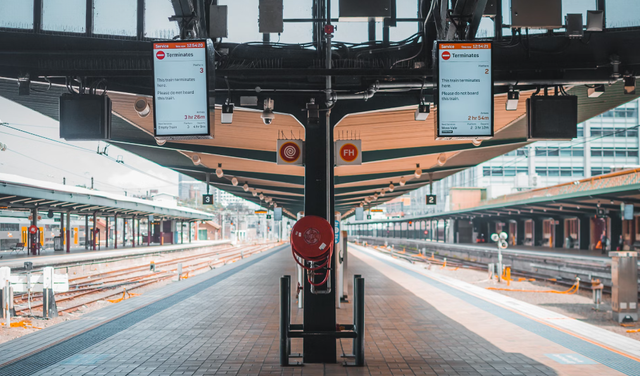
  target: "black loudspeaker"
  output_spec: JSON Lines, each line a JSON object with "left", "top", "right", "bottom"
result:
{"left": 59, "top": 93, "right": 111, "bottom": 140}
{"left": 527, "top": 95, "right": 578, "bottom": 140}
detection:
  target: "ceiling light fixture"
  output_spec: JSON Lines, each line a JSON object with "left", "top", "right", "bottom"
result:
{"left": 216, "top": 163, "right": 224, "bottom": 178}
{"left": 134, "top": 97, "right": 150, "bottom": 117}
{"left": 414, "top": 164, "right": 422, "bottom": 179}
{"left": 437, "top": 153, "right": 447, "bottom": 166}
{"left": 243, "top": 182, "right": 249, "bottom": 192}
{"left": 221, "top": 102, "right": 234, "bottom": 124}
{"left": 414, "top": 103, "right": 430, "bottom": 121}
{"left": 191, "top": 155, "right": 201, "bottom": 165}
{"left": 624, "top": 76, "right": 636, "bottom": 95}
{"left": 588, "top": 84, "right": 605, "bottom": 98}
{"left": 231, "top": 177, "right": 238, "bottom": 186}
{"left": 399, "top": 177, "right": 406, "bottom": 186}
{"left": 252, "top": 189, "right": 258, "bottom": 197}
{"left": 506, "top": 86, "right": 519, "bottom": 111}
{"left": 472, "top": 138, "right": 482, "bottom": 147}
{"left": 388, "top": 182, "right": 395, "bottom": 192}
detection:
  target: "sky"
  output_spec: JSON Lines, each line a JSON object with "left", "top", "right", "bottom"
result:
{"left": 0, "top": 96, "right": 180, "bottom": 196}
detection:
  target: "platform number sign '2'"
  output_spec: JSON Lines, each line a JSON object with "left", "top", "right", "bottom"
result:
{"left": 426, "top": 195, "right": 437, "bottom": 205}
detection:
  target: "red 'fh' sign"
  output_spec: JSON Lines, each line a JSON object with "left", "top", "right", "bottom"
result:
{"left": 339, "top": 143, "right": 359, "bottom": 163}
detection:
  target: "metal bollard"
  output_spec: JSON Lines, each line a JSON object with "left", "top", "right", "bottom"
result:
{"left": 354, "top": 277, "right": 365, "bottom": 366}
{"left": 352, "top": 274, "right": 361, "bottom": 356}
{"left": 177, "top": 263, "right": 182, "bottom": 280}
{"left": 280, "top": 275, "right": 291, "bottom": 366}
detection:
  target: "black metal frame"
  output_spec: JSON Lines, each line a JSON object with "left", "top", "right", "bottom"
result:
{"left": 280, "top": 275, "right": 365, "bottom": 367}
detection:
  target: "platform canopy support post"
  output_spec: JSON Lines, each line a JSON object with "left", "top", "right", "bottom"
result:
{"left": 105, "top": 216, "right": 109, "bottom": 249}
{"left": 59, "top": 210, "right": 64, "bottom": 250}
{"left": 84, "top": 215, "right": 89, "bottom": 250}
{"left": 92, "top": 212, "right": 97, "bottom": 250}
{"left": 302, "top": 97, "right": 336, "bottom": 363}
{"left": 114, "top": 213, "right": 118, "bottom": 249}
{"left": 66, "top": 211, "right": 71, "bottom": 253}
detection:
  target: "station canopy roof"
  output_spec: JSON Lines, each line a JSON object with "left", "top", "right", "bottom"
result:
{"left": 347, "top": 168, "right": 640, "bottom": 224}
{"left": 0, "top": 173, "right": 213, "bottom": 221}
{"left": 0, "top": 0, "right": 640, "bottom": 218}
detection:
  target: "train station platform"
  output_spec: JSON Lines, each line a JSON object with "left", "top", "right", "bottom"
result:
{"left": 354, "top": 236, "right": 613, "bottom": 264}
{"left": 0, "top": 243, "right": 638, "bottom": 375}
{"left": 0, "top": 240, "right": 230, "bottom": 270}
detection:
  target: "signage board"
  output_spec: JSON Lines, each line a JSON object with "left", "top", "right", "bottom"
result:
{"left": 355, "top": 207, "right": 364, "bottom": 221}
{"left": 202, "top": 194, "right": 213, "bottom": 205}
{"left": 255, "top": 210, "right": 268, "bottom": 214}
{"left": 426, "top": 195, "right": 437, "bottom": 205}
{"left": 334, "top": 220, "right": 340, "bottom": 243}
{"left": 371, "top": 209, "right": 383, "bottom": 212}
{"left": 624, "top": 204, "right": 634, "bottom": 220}
{"left": 367, "top": 215, "right": 372, "bottom": 220}
{"left": 335, "top": 140, "right": 362, "bottom": 166}
{"left": 153, "top": 40, "right": 214, "bottom": 140}
{"left": 436, "top": 41, "right": 493, "bottom": 140}
{"left": 277, "top": 139, "right": 304, "bottom": 165}
{"left": 29, "top": 225, "right": 38, "bottom": 234}
{"left": 274, "top": 207, "right": 282, "bottom": 221}
{"left": 266, "top": 214, "right": 272, "bottom": 219}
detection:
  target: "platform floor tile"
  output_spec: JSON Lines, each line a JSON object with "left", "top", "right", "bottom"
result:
{"left": 0, "top": 246, "right": 584, "bottom": 375}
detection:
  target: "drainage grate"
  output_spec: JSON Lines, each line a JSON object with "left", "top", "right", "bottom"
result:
{"left": 59, "top": 354, "right": 112, "bottom": 365}
{"left": 0, "top": 246, "right": 284, "bottom": 376}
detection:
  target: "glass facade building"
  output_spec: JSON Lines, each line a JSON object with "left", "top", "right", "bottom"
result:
{"left": 409, "top": 99, "right": 640, "bottom": 216}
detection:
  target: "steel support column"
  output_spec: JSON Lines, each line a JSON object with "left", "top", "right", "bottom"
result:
{"left": 92, "top": 211, "right": 97, "bottom": 250}
{"left": 105, "top": 216, "right": 109, "bottom": 248}
{"left": 59, "top": 210, "right": 64, "bottom": 250}
{"left": 132, "top": 216, "right": 136, "bottom": 248}
{"left": 66, "top": 211, "right": 71, "bottom": 253}
{"left": 84, "top": 215, "right": 89, "bottom": 250}
{"left": 114, "top": 214, "right": 118, "bottom": 249}
{"left": 302, "top": 100, "right": 336, "bottom": 363}
{"left": 122, "top": 217, "right": 126, "bottom": 248}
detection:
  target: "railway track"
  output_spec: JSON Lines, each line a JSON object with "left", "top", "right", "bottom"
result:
{"left": 13, "top": 243, "right": 281, "bottom": 316}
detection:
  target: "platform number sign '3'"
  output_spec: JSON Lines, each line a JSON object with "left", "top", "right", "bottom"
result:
{"left": 426, "top": 195, "right": 437, "bottom": 205}
{"left": 202, "top": 194, "right": 213, "bottom": 205}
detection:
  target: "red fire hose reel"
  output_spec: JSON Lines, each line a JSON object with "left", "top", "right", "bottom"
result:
{"left": 290, "top": 215, "right": 334, "bottom": 287}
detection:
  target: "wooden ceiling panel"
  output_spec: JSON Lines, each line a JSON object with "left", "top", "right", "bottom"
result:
{"left": 109, "top": 92, "right": 304, "bottom": 152}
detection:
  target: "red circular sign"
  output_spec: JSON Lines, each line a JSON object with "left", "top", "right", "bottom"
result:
{"left": 29, "top": 225, "right": 38, "bottom": 234}
{"left": 441, "top": 51, "right": 451, "bottom": 60}
{"left": 156, "top": 51, "right": 165, "bottom": 60}
{"left": 303, "top": 228, "right": 321, "bottom": 245}
{"left": 279, "top": 142, "right": 301, "bottom": 163}
{"left": 339, "top": 143, "right": 358, "bottom": 163}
